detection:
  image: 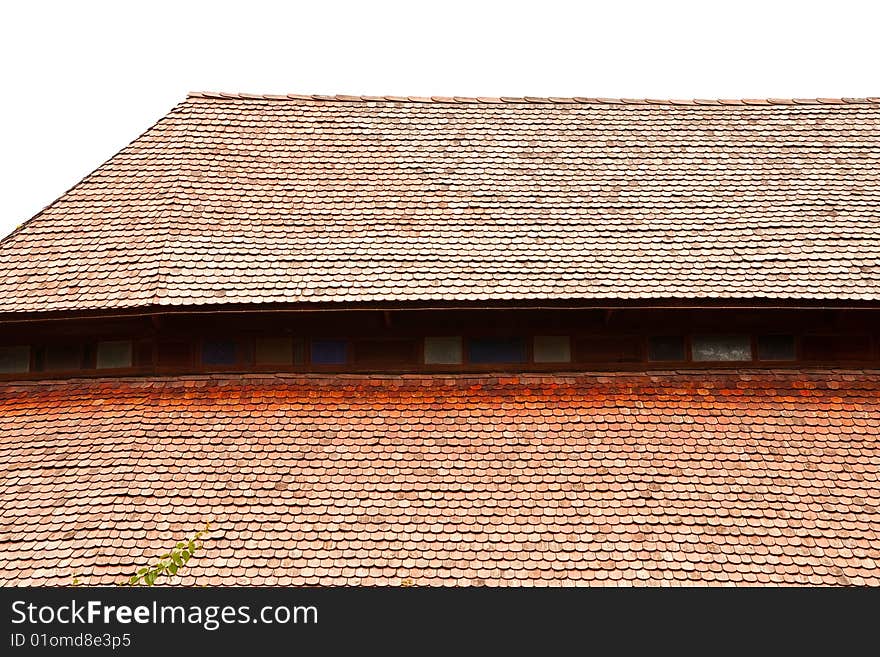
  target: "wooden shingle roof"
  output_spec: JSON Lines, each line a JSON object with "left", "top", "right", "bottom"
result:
{"left": 1, "top": 370, "right": 878, "bottom": 586}
{"left": 1, "top": 93, "right": 879, "bottom": 314}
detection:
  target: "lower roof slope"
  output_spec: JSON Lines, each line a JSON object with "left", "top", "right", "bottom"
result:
{"left": 0, "top": 370, "right": 878, "bottom": 586}
{"left": 1, "top": 95, "right": 880, "bottom": 315}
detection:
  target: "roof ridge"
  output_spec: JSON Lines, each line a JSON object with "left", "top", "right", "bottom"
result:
{"left": 187, "top": 91, "right": 880, "bottom": 106}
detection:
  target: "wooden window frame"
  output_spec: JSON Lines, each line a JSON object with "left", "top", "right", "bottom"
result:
{"left": 464, "top": 336, "right": 531, "bottom": 369}
{"left": 422, "top": 336, "right": 464, "bottom": 369}
{"left": 647, "top": 335, "right": 687, "bottom": 364}
{"left": 252, "top": 335, "right": 304, "bottom": 371}
{"left": 755, "top": 334, "right": 798, "bottom": 364}
{"left": 94, "top": 339, "right": 136, "bottom": 372}
{"left": 198, "top": 337, "right": 245, "bottom": 372}
{"left": 0, "top": 330, "right": 878, "bottom": 380}
{"left": 0, "top": 344, "right": 33, "bottom": 376}
{"left": 532, "top": 334, "right": 573, "bottom": 365}
{"left": 307, "top": 337, "right": 352, "bottom": 370}
{"left": 689, "top": 334, "right": 754, "bottom": 364}
{"left": 39, "top": 342, "right": 91, "bottom": 375}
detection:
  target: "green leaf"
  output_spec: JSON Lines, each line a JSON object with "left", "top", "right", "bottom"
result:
{"left": 117, "top": 522, "right": 213, "bottom": 587}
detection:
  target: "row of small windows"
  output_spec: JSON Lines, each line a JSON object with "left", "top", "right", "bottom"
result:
{"left": 0, "top": 341, "right": 134, "bottom": 374}
{"left": 648, "top": 335, "right": 797, "bottom": 362}
{"left": 1, "top": 333, "right": 876, "bottom": 375}
{"left": 0, "top": 337, "right": 572, "bottom": 373}
{"left": 176, "top": 334, "right": 798, "bottom": 367}
{"left": 426, "top": 335, "right": 799, "bottom": 364}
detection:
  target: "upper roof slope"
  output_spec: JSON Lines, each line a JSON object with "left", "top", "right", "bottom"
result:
{"left": 2, "top": 93, "right": 879, "bottom": 314}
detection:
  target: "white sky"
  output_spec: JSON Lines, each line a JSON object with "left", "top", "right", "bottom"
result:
{"left": 1, "top": 0, "right": 877, "bottom": 238}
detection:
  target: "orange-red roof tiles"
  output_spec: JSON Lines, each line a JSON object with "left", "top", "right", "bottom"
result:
{"left": 1, "top": 370, "right": 878, "bottom": 586}
{"left": 1, "top": 93, "right": 879, "bottom": 314}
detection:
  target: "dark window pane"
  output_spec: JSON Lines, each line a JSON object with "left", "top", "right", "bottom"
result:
{"left": 255, "top": 337, "right": 294, "bottom": 365}
{"left": 424, "top": 337, "right": 462, "bottom": 364}
{"left": 574, "top": 336, "right": 641, "bottom": 363}
{"left": 96, "top": 341, "right": 133, "bottom": 369}
{"left": 353, "top": 340, "right": 417, "bottom": 367}
{"left": 45, "top": 344, "right": 82, "bottom": 371}
{"left": 692, "top": 335, "right": 751, "bottom": 362}
{"left": 311, "top": 340, "right": 348, "bottom": 365}
{"left": 202, "top": 340, "right": 237, "bottom": 366}
{"left": 648, "top": 336, "right": 685, "bottom": 361}
{"left": 157, "top": 341, "right": 192, "bottom": 367}
{"left": 0, "top": 346, "right": 30, "bottom": 373}
{"left": 757, "top": 335, "right": 796, "bottom": 361}
{"left": 802, "top": 335, "right": 871, "bottom": 361}
{"left": 534, "top": 336, "right": 571, "bottom": 363}
{"left": 468, "top": 338, "right": 526, "bottom": 364}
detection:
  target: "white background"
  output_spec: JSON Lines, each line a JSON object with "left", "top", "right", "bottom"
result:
{"left": 1, "top": 0, "right": 877, "bottom": 238}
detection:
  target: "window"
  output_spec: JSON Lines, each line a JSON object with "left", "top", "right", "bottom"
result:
{"left": 0, "top": 346, "right": 30, "bottom": 373}
{"left": 757, "top": 335, "right": 796, "bottom": 361}
{"left": 311, "top": 340, "right": 348, "bottom": 365}
{"left": 692, "top": 335, "right": 751, "bottom": 362}
{"left": 255, "top": 337, "right": 298, "bottom": 365}
{"left": 648, "top": 336, "right": 685, "bottom": 361}
{"left": 44, "top": 344, "right": 82, "bottom": 371}
{"left": 96, "top": 340, "right": 132, "bottom": 369}
{"left": 468, "top": 338, "right": 526, "bottom": 364}
{"left": 353, "top": 339, "right": 417, "bottom": 367}
{"left": 424, "top": 337, "right": 463, "bottom": 365}
{"left": 202, "top": 340, "right": 237, "bottom": 366}
{"left": 574, "top": 336, "right": 641, "bottom": 363}
{"left": 533, "top": 336, "right": 571, "bottom": 363}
